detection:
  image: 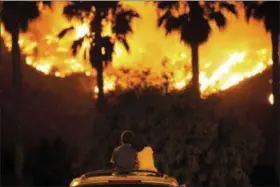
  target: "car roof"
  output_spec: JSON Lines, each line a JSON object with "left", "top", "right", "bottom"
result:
{"left": 70, "top": 170, "right": 179, "bottom": 187}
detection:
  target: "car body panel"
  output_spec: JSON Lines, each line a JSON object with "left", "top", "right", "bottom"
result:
{"left": 70, "top": 171, "right": 179, "bottom": 187}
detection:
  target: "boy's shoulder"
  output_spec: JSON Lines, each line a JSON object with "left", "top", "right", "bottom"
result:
{"left": 114, "top": 144, "right": 136, "bottom": 152}
{"left": 114, "top": 145, "right": 123, "bottom": 152}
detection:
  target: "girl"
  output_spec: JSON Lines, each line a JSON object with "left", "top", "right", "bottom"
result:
{"left": 137, "top": 146, "right": 157, "bottom": 172}
{"left": 134, "top": 135, "right": 157, "bottom": 172}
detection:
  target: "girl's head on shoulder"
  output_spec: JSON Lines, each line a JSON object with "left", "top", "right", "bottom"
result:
{"left": 141, "top": 146, "right": 153, "bottom": 153}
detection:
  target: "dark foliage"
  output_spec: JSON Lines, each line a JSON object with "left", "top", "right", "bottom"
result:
{"left": 244, "top": 2, "right": 280, "bottom": 183}
{"left": 1, "top": 2, "right": 52, "bottom": 185}
{"left": 2, "top": 2, "right": 50, "bottom": 33}
{"left": 80, "top": 87, "right": 262, "bottom": 186}
{"left": 244, "top": 2, "right": 279, "bottom": 33}
{"left": 25, "top": 137, "right": 73, "bottom": 186}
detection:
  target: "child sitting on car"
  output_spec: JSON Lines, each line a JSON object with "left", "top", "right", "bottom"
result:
{"left": 110, "top": 130, "right": 138, "bottom": 170}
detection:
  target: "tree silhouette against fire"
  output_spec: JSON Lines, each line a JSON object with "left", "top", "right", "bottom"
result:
{"left": 155, "top": 2, "right": 237, "bottom": 98}
{"left": 58, "top": 2, "right": 139, "bottom": 104}
{"left": 244, "top": 1, "right": 280, "bottom": 183}
{"left": 1, "top": 2, "right": 51, "bottom": 185}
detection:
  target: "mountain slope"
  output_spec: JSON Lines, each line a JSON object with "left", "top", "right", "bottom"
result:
{"left": 0, "top": 39, "right": 275, "bottom": 164}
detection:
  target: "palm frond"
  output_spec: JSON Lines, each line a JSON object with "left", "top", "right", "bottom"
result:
{"left": 57, "top": 26, "right": 74, "bottom": 39}
{"left": 252, "top": 3, "right": 266, "bottom": 21}
{"left": 166, "top": 16, "right": 182, "bottom": 35}
{"left": 63, "top": 3, "right": 81, "bottom": 19}
{"left": 113, "top": 8, "right": 140, "bottom": 36}
{"left": 61, "top": 1, "right": 139, "bottom": 70}
{"left": 219, "top": 2, "right": 237, "bottom": 16}
{"left": 3, "top": 2, "right": 40, "bottom": 32}
{"left": 156, "top": 2, "right": 179, "bottom": 10}
{"left": 118, "top": 37, "right": 130, "bottom": 52}
{"left": 63, "top": 2, "right": 93, "bottom": 20}
{"left": 71, "top": 37, "right": 85, "bottom": 56}
{"left": 42, "top": 2, "right": 52, "bottom": 8}
{"left": 157, "top": 10, "right": 170, "bottom": 27}
{"left": 158, "top": 11, "right": 182, "bottom": 35}
{"left": 243, "top": 2, "right": 259, "bottom": 21}
{"left": 94, "top": 1, "right": 118, "bottom": 13}
{"left": 209, "top": 11, "right": 226, "bottom": 29}
{"left": 19, "top": 2, "right": 39, "bottom": 24}
{"left": 244, "top": 2, "right": 278, "bottom": 32}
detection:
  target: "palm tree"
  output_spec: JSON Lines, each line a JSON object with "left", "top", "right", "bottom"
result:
{"left": 155, "top": 2, "right": 237, "bottom": 98}
{"left": 1, "top": 2, "right": 50, "bottom": 184}
{"left": 58, "top": 2, "right": 139, "bottom": 103}
{"left": 244, "top": 1, "right": 280, "bottom": 182}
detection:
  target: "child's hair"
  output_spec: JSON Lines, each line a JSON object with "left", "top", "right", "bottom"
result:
{"left": 121, "top": 130, "right": 134, "bottom": 144}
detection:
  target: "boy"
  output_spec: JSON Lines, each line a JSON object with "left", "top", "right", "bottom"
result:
{"left": 110, "top": 130, "right": 138, "bottom": 170}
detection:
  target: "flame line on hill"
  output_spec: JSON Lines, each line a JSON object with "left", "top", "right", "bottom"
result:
{"left": 0, "top": 2, "right": 273, "bottom": 102}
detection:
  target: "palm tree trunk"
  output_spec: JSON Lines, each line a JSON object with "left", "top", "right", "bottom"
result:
{"left": 96, "top": 65, "right": 104, "bottom": 103}
{"left": 191, "top": 42, "right": 200, "bottom": 98}
{"left": 91, "top": 11, "right": 104, "bottom": 104}
{"left": 272, "top": 29, "right": 280, "bottom": 184}
{"left": 12, "top": 27, "right": 24, "bottom": 185}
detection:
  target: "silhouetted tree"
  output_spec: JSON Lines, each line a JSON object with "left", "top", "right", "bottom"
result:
{"left": 51, "top": 137, "right": 72, "bottom": 186}
{"left": 1, "top": 2, "right": 50, "bottom": 184}
{"left": 29, "top": 138, "right": 72, "bottom": 186}
{"left": 58, "top": 2, "right": 139, "bottom": 103}
{"left": 1, "top": 147, "right": 15, "bottom": 185}
{"left": 31, "top": 139, "right": 53, "bottom": 186}
{"left": 155, "top": 2, "right": 237, "bottom": 98}
{"left": 244, "top": 2, "right": 280, "bottom": 182}
{"left": 83, "top": 88, "right": 262, "bottom": 186}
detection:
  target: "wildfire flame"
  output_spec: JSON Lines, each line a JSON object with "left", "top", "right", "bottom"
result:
{"left": 269, "top": 94, "right": 274, "bottom": 105}
{"left": 0, "top": 2, "right": 272, "bottom": 100}
{"left": 75, "top": 24, "right": 89, "bottom": 39}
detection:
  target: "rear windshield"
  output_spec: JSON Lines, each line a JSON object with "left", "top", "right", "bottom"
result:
{"left": 79, "top": 184, "right": 170, "bottom": 187}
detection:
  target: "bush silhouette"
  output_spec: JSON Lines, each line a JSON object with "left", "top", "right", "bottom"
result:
{"left": 81, "top": 87, "right": 263, "bottom": 186}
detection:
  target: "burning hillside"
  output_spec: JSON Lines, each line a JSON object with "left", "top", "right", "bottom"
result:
{"left": 0, "top": 2, "right": 272, "bottom": 99}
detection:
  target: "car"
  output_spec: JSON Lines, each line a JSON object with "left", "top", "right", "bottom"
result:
{"left": 70, "top": 170, "right": 183, "bottom": 187}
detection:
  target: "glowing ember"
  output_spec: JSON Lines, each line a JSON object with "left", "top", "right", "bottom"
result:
{"left": 175, "top": 80, "right": 187, "bottom": 90}
{"left": 269, "top": 94, "right": 274, "bottom": 105}
{"left": 35, "top": 63, "right": 52, "bottom": 74}
{"left": 0, "top": 2, "right": 272, "bottom": 97}
{"left": 85, "top": 71, "right": 91, "bottom": 77}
